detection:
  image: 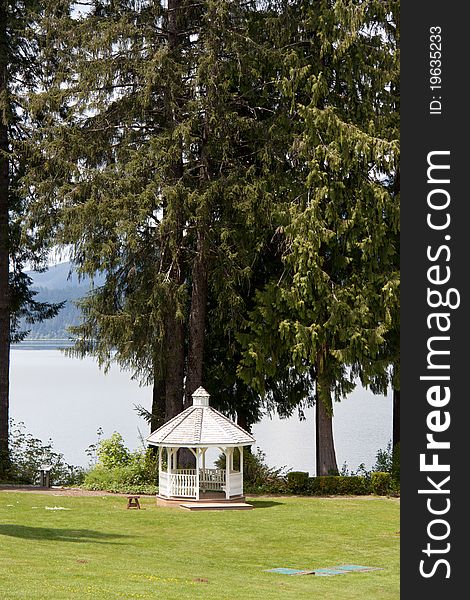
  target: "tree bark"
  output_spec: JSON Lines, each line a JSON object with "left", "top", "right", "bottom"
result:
{"left": 185, "top": 228, "right": 208, "bottom": 408}
{"left": 315, "top": 395, "right": 338, "bottom": 476}
{"left": 185, "top": 55, "right": 211, "bottom": 409}
{"left": 236, "top": 411, "right": 251, "bottom": 434}
{"left": 315, "top": 378, "right": 338, "bottom": 476}
{"left": 392, "top": 387, "right": 400, "bottom": 448}
{"left": 181, "top": 228, "right": 209, "bottom": 468}
{"left": 164, "top": 313, "right": 184, "bottom": 421}
{"left": 0, "top": 4, "right": 10, "bottom": 477}
{"left": 150, "top": 369, "right": 165, "bottom": 432}
{"left": 162, "top": 0, "right": 185, "bottom": 423}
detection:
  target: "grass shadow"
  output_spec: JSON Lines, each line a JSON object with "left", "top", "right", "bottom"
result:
{"left": 248, "top": 500, "right": 284, "bottom": 509}
{"left": 0, "top": 524, "right": 129, "bottom": 544}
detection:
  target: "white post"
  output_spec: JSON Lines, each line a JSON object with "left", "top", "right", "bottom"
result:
{"left": 195, "top": 448, "right": 200, "bottom": 501}
{"left": 167, "top": 447, "right": 172, "bottom": 497}
{"left": 240, "top": 446, "right": 244, "bottom": 496}
{"left": 202, "top": 448, "right": 206, "bottom": 493}
{"left": 225, "top": 448, "right": 232, "bottom": 500}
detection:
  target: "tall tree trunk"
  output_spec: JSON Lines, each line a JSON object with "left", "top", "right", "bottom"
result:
{"left": 162, "top": 0, "right": 185, "bottom": 423}
{"left": 315, "top": 359, "right": 338, "bottom": 476}
{"left": 392, "top": 171, "right": 400, "bottom": 453}
{"left": 392, "top": 387, "right": 400, "bottom": 448}
{"left": 185, "top": 72, "right": 211, "bottom": 408}
{"left": 0, "top": 5, "right": 10, "bottom": 477}
{"left": 236, "top": 411, "right": 251, "bottom": 434}
{"left": 177, "top": 222, "right": 206, "bottom": 470}
{"left": 185, "top": 228, "right": 208, "bottom": 407}
{"left": 315, "top": 392, "right": 338, "bottom": 476}
{"left": 164, "top": 313, "right": 184, "bottom": 421}
{"left": 151, "top": 369, "right": 165, "bottom": 432}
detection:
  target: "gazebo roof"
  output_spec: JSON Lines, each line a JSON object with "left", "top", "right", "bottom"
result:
{"left": 146, "top": 387, "right": 255, "bottom": 448}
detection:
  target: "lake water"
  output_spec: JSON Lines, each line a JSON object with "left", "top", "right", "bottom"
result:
{"left": 9, "top": 344, "right": 392, "bottom": 475}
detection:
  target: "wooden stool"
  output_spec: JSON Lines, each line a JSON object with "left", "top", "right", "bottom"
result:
{"left": 126, "top": 495, "right": 141, "bottom": 509}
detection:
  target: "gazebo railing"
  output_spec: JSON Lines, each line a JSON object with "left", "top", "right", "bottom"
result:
{"left": 159, "top": 471, "right": 169, "bottom": 496}
{"left": 170, "top": 472, "right": 198, "bottom": 497}
{"left": 159, "top": 468, "right": 228, "bottom": 498}
{"left": 230, "top": 471, "right": 243, "bottom": 496}
{"left": 199, "top": 468, "right": 226, "bottom": 491}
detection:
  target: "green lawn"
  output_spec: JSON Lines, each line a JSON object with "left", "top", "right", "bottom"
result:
{"left": 0, "top": 492, "right": 399, "bottom": 600}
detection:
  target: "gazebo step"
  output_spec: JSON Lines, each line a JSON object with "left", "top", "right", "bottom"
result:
{"left": 156, "top": 495, "right": 246, "bottom": 508}
{"left": 179, "top": 502, "right": 253, "bottom": 511}
{"left": 197, "top": 491, "right": 227, "bottom": 500}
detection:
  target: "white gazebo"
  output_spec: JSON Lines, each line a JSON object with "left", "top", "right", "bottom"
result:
{"left": 146, "top": 387, "right": 255, "bottom": 503}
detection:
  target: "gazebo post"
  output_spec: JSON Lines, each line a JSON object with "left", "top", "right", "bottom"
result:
{"left": 167, "top": 447, "right": 171, "bottom": 497}
{"left": 201, "top": 448, "right": 206, "bottom": 493}
{"left": 158, "top": 447, "right": 162, "bottom": 494}
{"left": 239, "top": 446, "right": 244, "bottom": 495}
{"left": 195, "top": 448, "right": 200, "bottom": 501}
{"left": 225, "top": 448, "right": 232, "bottom": 500}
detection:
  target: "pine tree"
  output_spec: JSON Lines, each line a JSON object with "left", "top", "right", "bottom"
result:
{"left": 0, "top": 0, "right": 65, "bottom": 477}
{"left": 239, "top": 0, "right": 399, "bottom": 475}
{"left": 25, "top": 2, "right": 399, "bottom": 479}
{"left": 286, "top": 0, "right": 399, "bottom": 474}
{"left": 26, "top": 0, "right": 194, "bottom": 424}
{"left": 26, "top": 1, "right": 293, "bottom": 431}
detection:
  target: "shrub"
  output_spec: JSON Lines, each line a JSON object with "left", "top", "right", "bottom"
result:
{"left": 82, "top": 434, "right": 158, "bottom": 494}
{"left": 373, "top": 442, "right": 393, "bottom": 473}
{"left": 5, "top": 420, "right": 85, "bottom": 486}
{"left": 96, "top": 432, "right": 131, "bottom": 469}
{"left": 371, "top": 440, "right": 400, "bottom": 496}
{"left": 287, "top": 471, "right": 309, "bottom": 493}
{"left": 373, "top": 440, "right": 401, "bottom": 481}
{"left": 82, "top": 464, "right": 157, "bottom": 495}
{"left": 370, "top": 471, "right": 391, "bottom": 495}
{"left": 83, "top": 451, "right": 158, "bottom": 494}
{"left": 308, "top": 475, "right": 370, "bottom": 496}
{"left": 215, "top": 447, "right": 288, "bottom": 494}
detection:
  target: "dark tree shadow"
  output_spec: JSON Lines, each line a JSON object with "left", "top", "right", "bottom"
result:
{"left": 248, "top": 500, "right": 284, "bottom": 509}
{"left": 0, "top": 524, "right": 129, "bottom": 544}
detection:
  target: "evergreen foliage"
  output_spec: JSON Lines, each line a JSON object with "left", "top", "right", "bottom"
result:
{"left": 26, "top": 0, "right": 306, "bottom": 426}
{"left": 21, "top": 1, "right": 399, "bottom": 476}
{"left": 0, "top": 1, "right": 69, "bottom": 477}
{"left": 238, "top": 0, "right": 399, "bottom": 474}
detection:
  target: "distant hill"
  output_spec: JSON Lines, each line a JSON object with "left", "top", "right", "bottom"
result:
{"left": 21, "top": 262, "right": 105, "bottom": 340}
{"left": 27, "top": 261, "right": 105, "bottom": 290}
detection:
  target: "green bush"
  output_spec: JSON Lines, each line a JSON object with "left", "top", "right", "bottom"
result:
{"left": 83, "top": 451, "right": 158, "bottom": 495}
{"left": 287, "top": 471, "right": 309, "bottom": 493}
{"left": 215, "top": 447, "right": 288, "bottom": 494}
{"left": 4, "top": 420, "right": 85, "bottom": 486}
{"left": 308, "top": 475, "right": 370, "bottom": 496}
{"left": 370, "top": 471, "right": 391, "bottom": 495}
{"left": 371, "top": 440, "right": 400, "bottom": 496}
{"left": 82, "top": 433, "right": 158, "bottom": 494}
{"left": 83, "top": 464, "right": 157, "bottom": 495}
{"left": 96, "top": 432, "right": 131, "bottom": 469}
{"left": 373, "top": 440, "right": 400, "bottom": 481}
{"left": 373, "top": 442, "right": 393, "bottom": 473}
